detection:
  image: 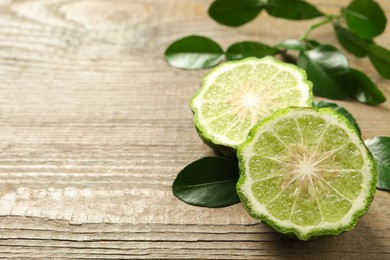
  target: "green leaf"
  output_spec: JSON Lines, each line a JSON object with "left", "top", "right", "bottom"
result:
{"left": 279, "top": 53, "right": 297, "bottom": 64}
{"left": 226, "top": 41, "right": 279, "bottom": 60}
{"left": 265, "top": 0, "right": 324, "bottom": 20}
{"left": 368, "top": 43, "right": 390, "bottom": 79}
{"left": 165, "top": 35, "right": 224, "bottom": 70}
{"left": 297, "top": 44, "right": 351, "bottom": 100}
{"left": 333, "top": 24, "right": 372, "bottom": 58}
{"left": 314, "top": 101, "right": 361, "bottom": 135}
{"left": 208, "top": 0, "right": 264, "bottom": 27}
{"left": 275, "top": 39, "right": 307, "bottom": 51}
{"left": 172, "top": 157, "right": 240, "bottom": 207}
{"left": 342, "top": 0, "right": 387, "bottom": 39}
{"left": 365, "top": 137, "right": 390, "bottom": 191}
{"left": 305, "top": 40, "right": 322, "bottom": 50}
{"left": 304, "top": 39, "right": 321, "bottom": 49}
{"left": 349, "top": 68, "right": 386, "bottom": 105}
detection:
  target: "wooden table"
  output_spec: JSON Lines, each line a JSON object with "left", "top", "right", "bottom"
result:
{"left": 0, "top": 0, "right": 389, "bottom": 258}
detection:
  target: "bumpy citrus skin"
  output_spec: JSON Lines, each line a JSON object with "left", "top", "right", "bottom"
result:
{"left": 236, "top": 107, "right": 377, "bottom": 240}
{"left": 191, "top": 57, "right": 313, "bottom": 158}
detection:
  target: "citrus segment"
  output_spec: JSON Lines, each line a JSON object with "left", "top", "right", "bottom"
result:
{"left": 266, "top": 184, "right": 296, "bottom": 221}
{"left": 296, "top": 115, "right": 326, "bottom": 149}
{"left": 290, "top": 189, "right": 322, "bottom": 226}
{"left": 191, "top": 57, "right": 313, "bottom": 157}
{"left": 321, "top": 124, "right": 349, "bottom": 151}
{"left": 249, "top": 156, "right": 284, "bottom": 180}
{"left": 318, "top": 190, "right": 352, "bottom": 223}
{"left": 253, "top": 132, "right": 285, "bottom": 157}
{"left": 237, "top": 107, "right": 377, "bottom": 240}
{"left": 272, "top": 118, "right": 301, "bottom": 145}
{"left": 321, "top": 170, "right": 363, "bottom": 200}
{"left": 252, "top": 176, "right": 284, "bottom": 205}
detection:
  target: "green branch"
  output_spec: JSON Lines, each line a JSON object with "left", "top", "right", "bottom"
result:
{"left": 299, "top": 16, "right": 334, "bottom": 41}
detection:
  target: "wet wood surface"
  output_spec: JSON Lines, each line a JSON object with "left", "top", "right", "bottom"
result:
{"left": 0, "top": 0, "right": 389, "bottom": 258}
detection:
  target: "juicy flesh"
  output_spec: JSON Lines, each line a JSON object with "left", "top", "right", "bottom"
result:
{"left": 228, "top": 80, "right": 276, "bottom": 126}
{"left": 201, "top": 63, "right": 304, "bottom": 145}
{"left": 249, "top": 115, "right": 365, "bottom": 226}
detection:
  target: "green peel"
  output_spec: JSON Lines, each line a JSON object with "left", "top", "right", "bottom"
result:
{"left": 237, "top": 107, "right": 377, "bottom": 240}
{"left": 191, "top": 56, "right": 313, "bottom": 158}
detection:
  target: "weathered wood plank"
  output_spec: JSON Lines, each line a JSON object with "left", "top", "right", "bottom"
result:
{"left": 0, "top": 0, "right": 389, "bottom": 258}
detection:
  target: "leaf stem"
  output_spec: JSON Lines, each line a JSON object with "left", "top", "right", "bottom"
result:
{"left": 299, "top": 16, "right": 334, "bottom": 41}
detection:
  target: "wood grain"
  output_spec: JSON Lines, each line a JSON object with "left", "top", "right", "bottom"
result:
{"left": 0, "top": 0, "right": 389, "bottom": 258}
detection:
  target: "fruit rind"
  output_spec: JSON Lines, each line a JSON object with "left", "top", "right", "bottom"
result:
{"left": 191, "top": 56, "right": 313, "bottom": 158}
{"left": 236, "top": 107, "right": 377, "bottom": 240}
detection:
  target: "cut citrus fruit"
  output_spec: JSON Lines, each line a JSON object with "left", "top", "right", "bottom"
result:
{"left": 236, "top": 107, "right": 377, "bottom": 240}
{"left": 191, "top": 56, "right": 313, "bottom": 157}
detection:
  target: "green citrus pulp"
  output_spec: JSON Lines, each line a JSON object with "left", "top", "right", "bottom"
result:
{"left": 237, "top": 107, "right": 377, "bottom": 240}
{"left": 191, "top": 56, "right": 313, "bottom": 157}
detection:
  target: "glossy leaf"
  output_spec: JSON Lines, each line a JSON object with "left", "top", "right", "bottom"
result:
{"left": 265, "top": 0, "right": 324, "bottom": 20}
{"left": 368, "top": 43, "right": 390, "bottom": 79}
{"left": 365, "top": 137, "right": 390, "bottom": 191}
{"left": 208, "top": 0, "right": 264, "bottom": 27}
{"left": 279, "top": 53, "right": 297, "bottom": 64}
{"left": 275, "top": 39, "right": 307, "bottom": 51}
{"left": 226, "top": 41, "right": 279, "bottom": 60}
{"left": 333, "top": 24, "right": 372, "bottom": 58}
{"left": 172, "top": 157, "right": 240, "bottom": 207}
{"left": 304, "top": 39, "right": 321, "bottom": 49}
{"left": 165, "top": 35, "right": 224, "bottom": 70}
{"left": 342, "top": 0, "right": 387, "bottom": 39}
{"left": 314, "top": 101, "right": 361, "bottom": 135}
{"left": 297, "top": 45, "right": 351, "bottom": 100}
{"left": 349, "top": 68, "right": 386, "bottom": 105}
